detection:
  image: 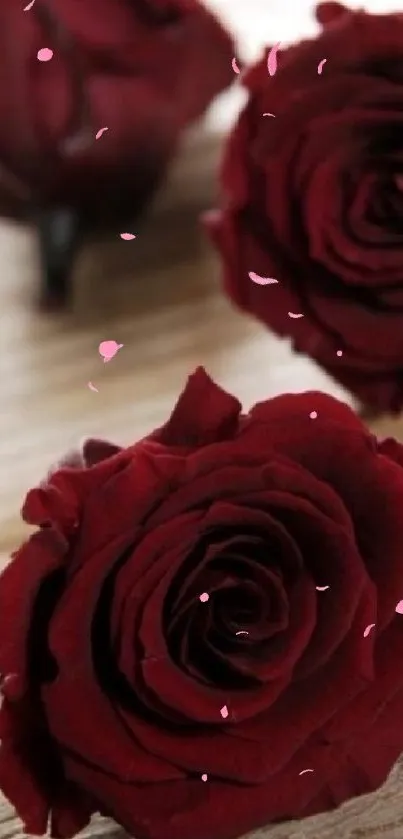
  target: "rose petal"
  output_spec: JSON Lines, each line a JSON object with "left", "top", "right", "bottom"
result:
{"left": 22, "top": 447, "right": 128, "bottom": 534}
{"left": 154, "top": 367, "right": 242, "bottom": 448}
{"left": 44, "top": 534, "right": 184, "bottom": 783}
{"left": 227, "top": 587, "right": 375, "bottom": 774}
{"left": 82, "top": 438, "right": 122, "bottom": 466}
{"left": 249, "top": 392, "right": 366, "bottom": 435}
{"left": 0, "top": 530, "right": 66, "bottom": 688}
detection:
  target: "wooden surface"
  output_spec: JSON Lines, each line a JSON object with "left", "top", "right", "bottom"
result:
{"left": 1, "top": 0, "right": 403, "bottom": 836}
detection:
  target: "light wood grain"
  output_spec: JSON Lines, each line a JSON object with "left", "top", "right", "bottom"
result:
{"left": 1, "top": 1, "right": 403, "bottom": 836}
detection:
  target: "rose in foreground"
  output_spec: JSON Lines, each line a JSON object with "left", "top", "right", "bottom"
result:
{"left": 0, "top": 0, "right": 233, "bottom": 222}
{"left": 208, "top": 1, "right": 403, "bottom": 415}
{"left": 1, "top": 368, "right": 403, "bottom": 839}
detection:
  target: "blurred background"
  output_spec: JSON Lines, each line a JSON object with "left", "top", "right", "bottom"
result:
{"left": 1, "top": 0, "right": 402, "bottom": 557}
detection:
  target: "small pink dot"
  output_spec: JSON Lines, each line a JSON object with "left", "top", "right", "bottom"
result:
{"left": 201, "top": 773, "right": 208, "bottom": 782}
{"left": 220, "top": 705, "right": 229, "bottom": 719}
{"left": 199, "top": 592, "right": 209, "bottom": 603}
{"left": 37, "top": 48, "right": 53, "bottom": 62}
{"left": 336, "top": 350, "right": 343, "bottom": 357}
{"left": 309, "top": 411, "right": 318, "bottom": 419}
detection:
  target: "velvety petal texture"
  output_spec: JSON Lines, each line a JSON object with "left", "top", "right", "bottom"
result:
{"left": 1, "top": 368, "right": 403, "bottom": 839}
{"left": 0, "top": 0, "right": 233, "bottom": 222}
{"left": 208, "top": 2, "right": 403, "bottom": 415}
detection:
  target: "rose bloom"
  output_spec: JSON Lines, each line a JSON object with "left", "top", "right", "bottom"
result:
{"left": 0, "top": 0, "right": 233, "bottom": 223}
{"left": 208, "top": 1, "right": 403, "bottom": 416}
{"left": 1, "top": 368, "right": 403, "bottom": 839}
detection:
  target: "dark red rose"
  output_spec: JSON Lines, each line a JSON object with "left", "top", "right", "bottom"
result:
{"left": 208, "top": 1, "right": 403, "bottom": 415}
{"left": 1, "top": 368, "right": 403, "bottom": 839}
{"left": 0, "top": 0, "right": 233, "bottom": 223}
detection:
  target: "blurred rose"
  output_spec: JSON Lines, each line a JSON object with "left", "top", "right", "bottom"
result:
{"left": 209, "top": 1, "right": 403, "bottom": 415}
{"left": 0, "top": 0, "right": 233, "bottom": 223}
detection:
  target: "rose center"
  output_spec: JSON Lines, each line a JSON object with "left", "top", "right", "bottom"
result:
{"left": 164, "top": 533, "right": 292, "bottom": 689}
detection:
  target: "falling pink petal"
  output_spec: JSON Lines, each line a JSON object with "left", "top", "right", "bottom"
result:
{"left": 316, "top": 585, "right": 330, "bottom": 591}
{"left": 337, "top": 349, "right": 343, "bottom": 356}
{"left": 299, "top": 769, "right": 314, "bottom": 776}
{"left": 317, "top": 59, "right": 327, "bottom": 74}
{"left": 232, "top": 57, "right": 240, "bottom": 74}
{"left": 24, "top": 0, "right": 36, "bottom": 9}
{"left": 309, "top": 411, "right": 318, "bottom": 420}
{"left": 201, "top": 774, "right": 208, "bottom": 782}
{"left": 249, "top": 271, "right": 278, "bottom": 286}
{"left": 267, "top": 43, "right": 281, "bottom": 76}
{"left": 96, "top": 127, "right": 109, "bottom": 140}
{"left": 120, "top": 232, "right": 136, "bottom": 240}
{"left": 98, "top": 340, "right": 124, "bottom": 363}
{"left": 288, "top": 312, "right": 304, "bottom": 319}
{"left": 88, "top": 382, "right": 99, "bottom": 392}
{"left": 37, "top": 48, "right": 53, "bottom": 62}
{"left": 199, "top": 592, "right": 209, "bottom": 603}
{"left": 220, "top": 705, "right": 229, "bottom": 719}
{"left": 395, "top": 600, "right": 403, "bottom": 614}
{"left": 236, "top": 630, "right": 249, "bottom": 636}
{"left": 363, "top": 623, "right": 376, "bottom": 638}
{"left": 263, "top": 112, "right": 276, "bottom": 117}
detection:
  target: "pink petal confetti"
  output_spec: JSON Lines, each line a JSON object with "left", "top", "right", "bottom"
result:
{"left": 37, "top": 48, "right": 53, "bottom": 62}
{"left": 201, "top": 774, "right": 208, "bottom": 782}
{"left": 316, "top": 585, "right": 330, "bottom": 591}
{"left": 267, "top": 43, "right": 281, "bottom": 76}
{"left": 98, "top": 340, "right": 124, "bottom": 363}
{"left": 288, "top": 312, "right": 304, "bottom": 319}
{"left": 232, "top": 57, "right": 241, "bottom": 74}
{"left": 317, "top": 59, "right": 327, "bottom": 74}
{"left": 220, "top": 705, "right": 229, "bottom": 719}
{"left": 199, "top": 592, "right": 209, "bottom": 603}
{"left": 299, "top": 769, "right": 314, "bottom": 776}
{"left": 120, "top": 232, "right": 136, "bottom": 240}
{"left": 336, "top": 350, "right": 343, "bottom": 357}
{"left": 96, "top": 127, "right": 109, "bottom": 140}
{"left": 236, "top": 630, "right": 249, "bottom": 636}
{"left": 309, "top": 411, "right": 318, "bottom": 420}
{"left": 23, "top": 0, "right": 36, "bottom": 9}
{"left": 395, "top": 600, "right": 403, "bottom": 614}
{"left": 363, "top": 623, "right": 376, "bottom": 638}
{"left": 87, "top": 382, "right": 99, "bottom": 392}
{"left": 248, "top": 271, "right": 278, "bottom": 286}
{"left": 263, "top": 112, "right": 276, "bottom": 117}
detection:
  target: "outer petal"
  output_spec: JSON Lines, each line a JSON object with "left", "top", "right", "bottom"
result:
{"left": 43, "top": 533, "right": 185, "bottom": 783}
{"left": 153, "top": 368, "right": 242, "bottom": 448}
{"left": 0, "top": 529, "right": 66, "bottom": 693}
{"left": 248, "top": 391, "right": 367, "bottom": 434}
{"left": 0, "top": 530, "right": 94, "bottom": 837}
{"left": 22, "top": 448, "right": 130, "bottom": 534}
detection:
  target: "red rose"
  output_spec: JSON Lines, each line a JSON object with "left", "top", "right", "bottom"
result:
{"left": 208, "top": 1, "right": 403, "bottom": 415}
{"left": 0, "top": 0, "right": 233, "bottom": 222}
{"left": 1, "top": 368, "right": 403, "bottom": 839}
